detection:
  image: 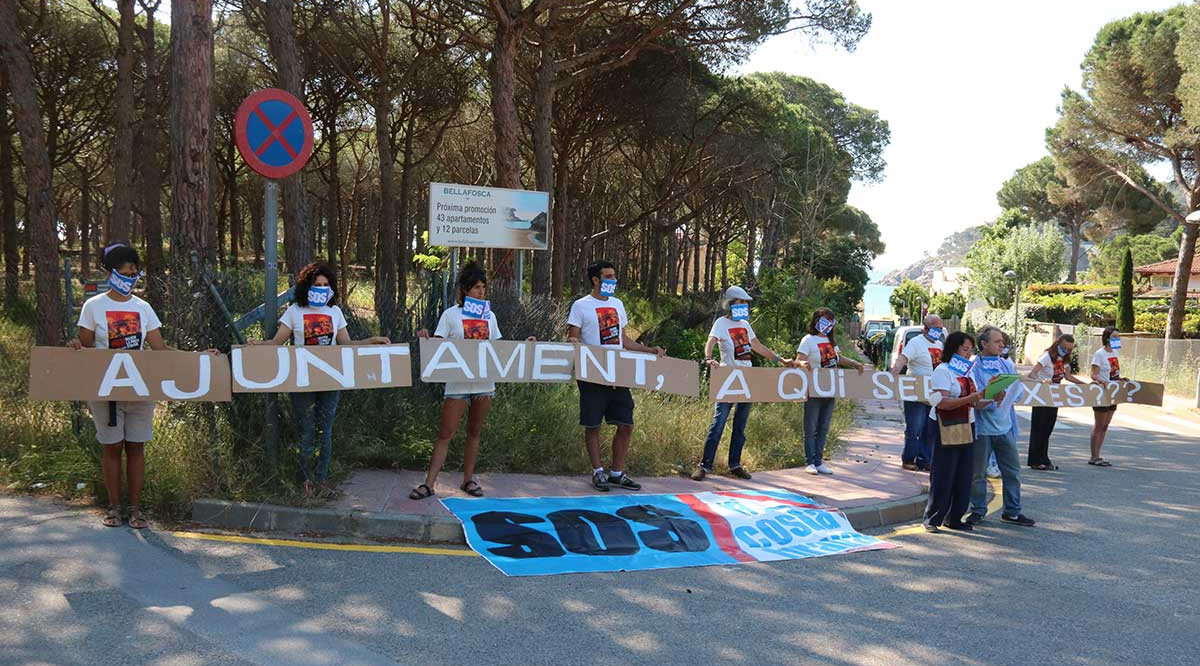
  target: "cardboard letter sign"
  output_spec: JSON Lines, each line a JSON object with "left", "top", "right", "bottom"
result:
{"left": 419, "top": 339, "right": 574, "bottom": 383}
{"left": 231, "top": 344, "right": 411, "bottom": 393}
{"left": 575, "top": 344, "right": 699, "bottom": 397}
{"left": 29, "top": 347, "right": 232, "bottom": 402}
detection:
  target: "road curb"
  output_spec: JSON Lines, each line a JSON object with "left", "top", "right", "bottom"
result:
{"left": 190, "top": 492, "right": 929, "bottom": 545}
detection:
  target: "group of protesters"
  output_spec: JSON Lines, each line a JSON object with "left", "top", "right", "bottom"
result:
{"left": 68, "top": 248, "right": 1127, "bottom": 533}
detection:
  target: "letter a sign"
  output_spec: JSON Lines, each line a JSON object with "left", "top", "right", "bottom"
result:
{"left": 235, "top": 88, "right": 314, "bottom": 179}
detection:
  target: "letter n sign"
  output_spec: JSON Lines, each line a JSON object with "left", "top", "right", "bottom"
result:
{"left": 235, "top": 88, "right": 314, "bottom": 179}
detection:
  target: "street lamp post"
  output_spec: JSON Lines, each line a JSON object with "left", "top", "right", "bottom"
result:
{"left": 1005, "top": 269, "right": 1020, "bottom": 342}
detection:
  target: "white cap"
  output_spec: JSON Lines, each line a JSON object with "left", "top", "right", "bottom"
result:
{"left": 724, "top": 285, "right": 753, "bottom": 301}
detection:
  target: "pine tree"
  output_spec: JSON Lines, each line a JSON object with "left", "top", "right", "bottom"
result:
{"left": 1118, "top": 248, "right": 1135, "bottom": 332}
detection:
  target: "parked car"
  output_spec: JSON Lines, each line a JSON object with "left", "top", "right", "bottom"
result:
{"left": 858, "top": 319, "right": 895, "bottom": 366}
{"left": 884, "top": 325, "right": 926, "bottom": 372}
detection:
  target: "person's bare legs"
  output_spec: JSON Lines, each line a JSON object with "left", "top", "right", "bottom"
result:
{"left": 585, "top": 427, "right": 604, "bottom": 469}
{"left": 462, "top": 397, "right": 492, "bottom": 485}
{"left": 611, "top": 424, "right": 633, "bottom": 472}
{"left": 125, "top": 442, "right": 147, "bottom": 527}
{"left": 424, "top": 399, "right": 469, "bottom": 489}
{"left": 102, "top": 443, "right": 123, "bottom": 508}
{"left": 1091, "top": 410, "right": 1115, "bottom": 461}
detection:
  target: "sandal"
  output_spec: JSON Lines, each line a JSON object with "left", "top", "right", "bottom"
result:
{"left": 303, "top": 481, "right": 315, "bottom": 498}
{"left": 128, "top": 506, "right": 148, "bottom": 530}
{"left": 1088, "top": 459, "right": 1113, "bottom": 467}
{"left": 409, "top": 483, "right": 435, "bottom": 500}
{"left": 1031, "top": 464, "right": 1058, "bottom": 471}
{"left": 460, "top": 480, "right": 484, "bottom": 497}
{"left": 102, "top": 505, "right": 123, "bottom": 528}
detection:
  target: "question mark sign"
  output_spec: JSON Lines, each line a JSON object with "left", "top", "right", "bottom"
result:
{"left": 1125, "top": 380, "right": 1142, "bottom": 403}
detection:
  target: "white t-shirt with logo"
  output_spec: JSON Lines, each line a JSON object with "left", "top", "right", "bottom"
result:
{"left": 1091, "top": 348, "right": 1121, "bottom": 382}
{"left": 930, "top": 362, "right": 975, "bottom": 423}
{"left": 77, "top": 292, "right": 162, "bottom": 350}
{"left": 708, "top": 317, "right": 757, "bottom": 367}
{"left": 279, "top": 303, "right": 348, "bottom": 347}
{"left": 902, "top": 334, "right": 944, "bottom": 377}
{"left": 567, "top": 294, "right": 628, "bottom": 347}
{"left": 435, "top": 305, "right": 503, "bottom": 395}
{"left": 1034, "top": 351, "right": 1067, "bottom": 383}
{"left": 797, "top": 334, "right": 840, "bottom": 369}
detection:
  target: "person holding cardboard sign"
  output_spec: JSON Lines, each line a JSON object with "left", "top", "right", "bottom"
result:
{"left": 567, "top": 260, "right": 665, "bottom": 492}
{"left": 1088, "top": 327, "right": 1125, "bottom": 468}
{"left": 923, "top": 331, "right": 985, "bottom": 533}
{"left": 1025, "top": 333, "right": 1087, "bottom": 471}
{"left": 252, "top": 262, "right": 389, "bottom": 498}
{"left": 411, "top": 263, "right": 536, "bottom": 500}
{"left": 794, "top": 308, "right": 864, "bottom": 476}
{"left": 891, "top": 314, "right": 945, "bottom": 472}
{"left": 692, "top": 286, "right": 791, "bottom": 482}
{"left": 66, "top": 244, "right": 209, "bottom": 529}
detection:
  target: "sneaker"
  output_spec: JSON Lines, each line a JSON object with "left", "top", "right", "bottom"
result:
{"left": 729, "top": 466, "right": 752, "bottom": 480}
{"left": 608, "top": 474, "right": 641, "bottom": 490}
{"left": 1001, "top": 513, "right": 1036, "bottom": 527}
{"left": 923, "top": 524, "right": 941, "bottom": 533}
{"left": 944, "top": 521, "right": 974, "bottom": 532}
{"left": 805, "top": 464, "right": 819, "bottom": 475}
{"left": 815, "top": 464, "right": 834, "bottom": 475}
{"left": 690, "top": 467, "right": 708, "bottom": 481}
{"left": 964, "top": 513, "right": 985, "bottom": 525}
{"left": 901, "top": 462, "right": 919, "bottom": 471}
{"left": 591, "top": 471, "right": 610, "bottom": 491}
{"left": 986, "top": 463, "right": 1001, "bottom": 479}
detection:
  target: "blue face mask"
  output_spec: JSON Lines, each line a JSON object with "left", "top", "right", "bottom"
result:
{"left": 108, "top": 269, "right": 142, "bottom": 297}
{"left": 1110, "top": 337, "right": 1122, "bottom": 350}
{"left": 1057, "top": 345, "right": 1068, "bottom": 358}
{"left": 462, "top": 296, "right": 491, "bottom": 319}
{"left": 599, "top": 278, "right": 617, "bottom": 296}
{"left": 307, "top": 286, "right": 333, "bottom": 306}
{"left": 817, "top": 316, "right": 836, "bottom": 335}
{"left": 947, "top": 353, "right": 973, "bottom": 376}
{"left": 1001, "top": 346, "right": 1011, "bottom": 359}
{"left": 926, "top": 327, "right": 944, "bottom": 342}
{"left": 730, "top": 303, "right": 749, "bottom": 321}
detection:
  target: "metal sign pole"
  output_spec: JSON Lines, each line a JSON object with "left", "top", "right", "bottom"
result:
{"left": 263, "top": 180, "right": 279, "bottom": 467}
{"left": 447, "top": 247, "right": 458, "bottom": 307}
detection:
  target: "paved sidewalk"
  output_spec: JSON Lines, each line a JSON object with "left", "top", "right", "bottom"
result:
{"left": 192, "top": 398, "right": 931, "bottom": 541}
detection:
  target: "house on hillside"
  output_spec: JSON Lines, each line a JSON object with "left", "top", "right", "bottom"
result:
{"left": 1134, "top": 258, "right": 1200, "bottom": 294}
{"left": 931, "top": 266, "right": 969, "bottom": 295}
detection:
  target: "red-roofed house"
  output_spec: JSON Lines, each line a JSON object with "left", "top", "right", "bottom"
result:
{"left": 1135, "top": 258, "right": 1200, "bottom": 292}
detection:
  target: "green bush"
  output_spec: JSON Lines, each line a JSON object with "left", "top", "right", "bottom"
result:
{"left": 1034, "top": 293, "right": 1114, "bottom": 326}
{"left": 1024, "top": 283, "right": 1106, "bottom": 297}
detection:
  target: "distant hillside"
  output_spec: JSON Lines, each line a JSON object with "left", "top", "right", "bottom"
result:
{"left": 880, "top": 226, "right": 983, "bottom": 286}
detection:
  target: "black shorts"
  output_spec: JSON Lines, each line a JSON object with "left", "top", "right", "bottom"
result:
{"left": 1092, "top": 405, "right": 1117, "bottom": 414}
{"left": 578, "top": 380, "right": 635, "bottom": 428}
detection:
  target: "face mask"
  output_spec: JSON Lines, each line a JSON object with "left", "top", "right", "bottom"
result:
{"left": 599, "top": 278, "right": 617, "bottom": 296}
{"left": 108, "top": 269, "right": 142, "bottom": 297}
{"left": 307, "top": 286, "right": 333, "bottom": 306}
{"left": 817, "top": 316, "right": 836, "bottom": 335}
{"left": 1110, "top": 337, "right": 1122, "bottom": 350}
{"left": 947, "top": 353, "right": 972, "bottom": 376}
{"left": 462, "top": 296, "right": 491, "bottom": 319}
{"left": 926, "top": 327, "right": 944, "bottom": 342}
{"left": 730, "top": 303, "right": 749, "bottom": 321}
{"left": 1002, "top": 346, "right": 1011, "bottom": 359}
{"left": 1057, "top": 345, "right": 1068, "bottom": 358}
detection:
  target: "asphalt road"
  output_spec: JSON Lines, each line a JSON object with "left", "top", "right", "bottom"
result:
{"left": 2, "top": 401, "right": 1197, "bottom": 666}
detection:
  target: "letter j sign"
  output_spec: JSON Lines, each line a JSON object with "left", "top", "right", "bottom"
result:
{"left": 235, "top": 88, "right": 314, "bottom": 179}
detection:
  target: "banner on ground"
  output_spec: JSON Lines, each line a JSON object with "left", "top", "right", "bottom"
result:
{"left": 429, "top": 182, "right": 549, "bottom": 250}
{"left": 442, "top": 490, "right": 895, "bottom": 576}
{"left": 708, "top": 366, "right": 1163, "bottom": 407}
{"left": 419, "top": 339, "right": 575, "bottom": 384}
{"left": 231, "top": 344, "right": 412, "bottom": 393}
{"left": 29, "top": 347, "right": 232, "bottom": 402}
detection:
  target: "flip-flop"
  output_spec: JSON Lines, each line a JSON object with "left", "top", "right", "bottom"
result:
{"left": 1088, "top": 459, "right": 1113, "bottom": 467}
{"left": 409, "top": 484, "right": 435, "bottom": 500}
{"left": 460, "top": 480, "right": 484, "bottom": 497}
{"left": 102, "top": 505, "right": 122, "bottom": 528}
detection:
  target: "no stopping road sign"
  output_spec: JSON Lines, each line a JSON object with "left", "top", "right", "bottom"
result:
{"left": 234, "top": 88, "right": 314, "bottom": 179}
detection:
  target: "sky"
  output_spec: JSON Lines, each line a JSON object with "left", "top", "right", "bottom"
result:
{"left": 739, "top": 0, "right": 1185, "bottom": 278}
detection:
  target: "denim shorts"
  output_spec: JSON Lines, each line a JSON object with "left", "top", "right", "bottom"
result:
{"left": 445, "top": 391, "right": 495, "bottom": 401}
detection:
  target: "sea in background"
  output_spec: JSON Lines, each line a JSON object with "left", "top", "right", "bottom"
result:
{"left": 862, "top": 269, "right": 895, "bottom": 320}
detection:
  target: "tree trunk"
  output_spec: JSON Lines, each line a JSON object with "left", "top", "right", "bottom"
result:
{"left": 744, "top": 213, "right": 757, "bottom": 286}
{"left": 397, "top": 120, "right": 414, "bottom": 324}
{"left": 216, "top": 181, "right": 229, "bottom": 267}
{"left": 325, "top": 103, "right": 340, "bottom": 271}
{"left": 0, "top": 73, "right": 17, "bottom": 303}
{"left": 230, "top": 169, "right": 241, "bottom": 265}
{"left": 0, "top": 4, "right": 62, "bottom": 343}
{"left": 264, "top": 0, "right": 310, "bottom": 275}
{"left": 139, "top": 4, "right": 166, "bottom": 311}
{"left": 1067, "top": 216, "right": 1083, "bottom": 284}
{"left": 374, "top": 97, "right": 398, "bottom": 338}
{"left": 550, "top": 158, "right": 569, "bottom": 298}
{"left": 531, "top": 18, "right": 556, "bottom": 296}
{"left": 720, "top": 237, "right": 728, "bottom": 290}
{"left": 108, "top": 0, "right": 136, "bottom": 244}
{"left": 169, "top": 0, "right": 218, "bottom": 347}
{"left": 79, "top": 166, "right": 91, "bottom": 275}
{"left": 1167, "top": 221, "right": 1198, "bottom": 340}
{"left": 488, "top": 10, "right": 522, "bottom": 285}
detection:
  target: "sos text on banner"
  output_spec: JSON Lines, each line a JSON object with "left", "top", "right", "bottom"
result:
{"left": 28, "top": 348, "right": 232, "bottom": 402}
{"left": 442, "top": 490, "right": 896, "bottom": 576}
{"left": 707, "top": 366, "right": 1163, "bottom": 407}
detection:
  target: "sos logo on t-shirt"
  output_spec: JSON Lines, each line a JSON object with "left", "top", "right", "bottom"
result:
{"left": 928, "top": 347, "right": 943, "bottom": 368}
{"left": 106, "top": 311, "right": 142, "bottom": 349}
{"left": 303, "top": 313, "right": 335, "bottom": 346}
{"left": 1107, "top": 357, "right": 1120, "bottom": 380}
{"left": 817, "top": 342, "right": 839, "bottom": 368}
{"left": 596, "top": 307, "right": 621, "bottom": 345}
{"left": 730, "top": 328, "right": 752, "bottom": 362}
{"left": 463, "top": 319, "right": 490, "bottom": 340}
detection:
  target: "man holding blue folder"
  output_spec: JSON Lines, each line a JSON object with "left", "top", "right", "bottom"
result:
{"left": 965, "top": 326, "right": 1036, "bottom": 527}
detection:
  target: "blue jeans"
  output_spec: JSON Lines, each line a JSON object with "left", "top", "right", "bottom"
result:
{"left": 970, "top": 432, "right": 1022, "bottom": 516}
{"left": 701, "top": 402, "right": 752, "bottom": 470}
{"left": 291, "top": 390, "right": 341, "bottom": 484}
{"left": 803, "top": 397, "right": 836, "bottom": 466}
{"left": 902, "top": 400, "right": 933, "bottom": 465}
